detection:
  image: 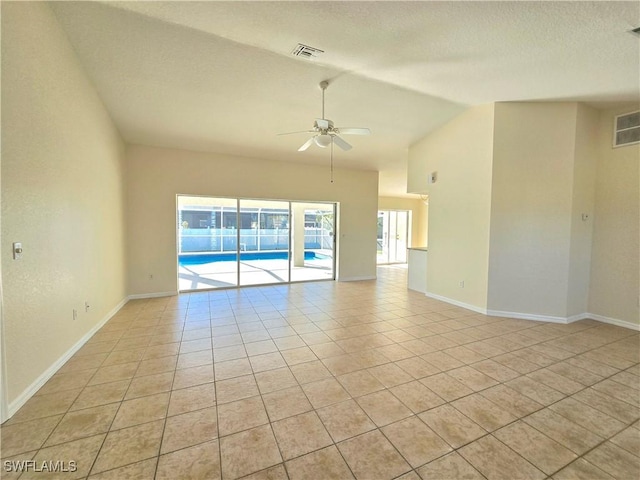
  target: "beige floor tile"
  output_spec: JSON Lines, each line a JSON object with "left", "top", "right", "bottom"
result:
{"left": 546, "top": 361, "right": 603, "bottom": 386}
{"left": 280, "top": 346, "right": 318, "bottom": 366}
{"left": 135, "top": 355, "right": 177, "bottom": 377}
{"left": 168, "top": 382, "right": 216, "bottom": 416}
{"left": 70, "top": 380, "right": 130, "bottom": 411}
{"left": 548, "top": 397, "right": 626, "bottom": 438}
{"left": 272, "top": 411, "right": 333, "bottom": 460}
{"left": 5, "top": 388, "right": 81, "bottom": 425}
{"left": 262, "top": 386, "right": 313, "bottom": 421}
{"left": 216, "top": 374, "right": 259, "bottom": 404}
{"left": 111, "top": 392, "right": 170, "bottom": 430}
{"left": 494, "top": 421, "right": 577, "bottom": 475}
{"left": 308, "top": 342, "right": 346, "bottom": 359}
{"left": 38, "top": 370, "right": 96, "bottom": 395}
{"left": 572, "top": 388, "right": 640, "bottom": 424}
{"left": 214, "top": 344, "right": 248, "bottom": 362}
{"left": 552, "top": 458, "right": 615, "bottom": 480}
{"left": 471, "top": 359, "right": 520, "bottom": 382}
{"left": 179, "top": 338, "right": 212, "bottom": 355}
{"left": 220, "top": 424, "right": 282, "bottom": 479}
{"left": 322, "top": 354, "right": 365, "bottom": 376}
{"left": 88, "top": 362, "right": 138, "bottom": 386}
{"left": 177, "top": 349, "right": 213, "bottom": 370}
{"left": 91, "top": 420, "right": 164, "bottom": 474}
{"left": 584, "top": 441, "right": 640, "bottom": 480}
{"left": 301, "top": 378, "right": 351, "bottom": 408}
{"left": 505, "top": 376, "right": 565, "bottom": 406}
{"left": 459, "top": 435, "right": 545, "bottom": 480}
{"left": 390, "top": 380, "right": 445, "bottom": 414}
{"left": 161, "top": 406, "right": 218, "bottom": 454}
{"left": 523, "top": 408, "right": 603, "bottom": 454}
{"left": 44, "top": 403, "right": 117, "bottom": 446}
{"left": 338, "top": 429, "right": 411, "bottom": 480}
{"left": 218, "top": 396, "right": 269, "bottom": 436}
{"left": 376, "top": 344, "right": 414, "bottom": 362}
{"left": 241, "top": 464, "right": 288, "bottom": 480}
{"left": 451, "top": 394, "right": 517, "bottom": 432}
{"left": 443, "top": 346, "right": 487, "bottom": 364}
{"left": 125, "top": 371, "right": 174, "bottom": 400}
{"left": 21, "top": 434, "right": 105, "bottom": 479}
{"left": 245, "top": 340, "right": 279, "bottom": 356}
{"left": 250, "top": 352, "right": 287, "bottom": 373}
{"left": 286, "top": 445, "right": 355, "bottom": 480}
{"left": 416, "top": 451, "right": 484, "bottom": 480}
{"left": 396, "top": 357, "right": 440, "bottom": 379}
{"left": 156, "top": 439, "right": 221, "bottom": 480}
{"left": 419, "top": 372, "right": 474, "bottom": 401}
{"left": 367, "top": 363, "right": 414, "bottom": 388}
{"left": 492, "top": 352, "right": 539, "bottom": 375}
{"left": 88, "top": 458, "right": 158, "bottom": 480}
{"left": 213, "top": 333, "right": 244, "bottom": 348}
{"left": 420, "top": 351, "right": 465, "bottom": 372}
{"left": 214, "top": 358, "right": 253, "bottom": 381}
{"left": 143, "top": 342, "right": 180, "bottom": 360}
{"left": 337, "top": 369, "right": 385, "bottom": 397}
{"left": 255, "top": 367, "right": 299, "bottom": 394}
{"left": 356, "top": 390, "right": 412, "bottom": 427}
{"left": 418, "top": 404, "right": 486, "bottom": 449}
{"left": 103, "top": 348, "right": 146, "bottom": 367}
{"left": 381, "top": 416, "right": 452, "bottom": 468}
{"left": 610, "top": 426, "right": 640, "bottom": 457}
{"left": 172, "top": 364, "right": 215, "bottom": 390}
{"left": 290, "top": 360, "right": 333, "bottom": 384}
{"left": 479, "top": 385, "right": 543, "bottom": 418}
{"left": 59, "top": 353, "right": 109, "bottom": 374}
{"left": 315, "top": 399, "right": 375, "bottom": 443}
{"left": 447, "top": 366, "right": 499, "bottom": 392}
{"left": 592, "top": 378, "right": 640, "bottom": 407}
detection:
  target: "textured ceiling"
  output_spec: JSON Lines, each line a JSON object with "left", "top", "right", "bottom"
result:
{"left": 50, "top": 1, "right": 640, "bottom": 197}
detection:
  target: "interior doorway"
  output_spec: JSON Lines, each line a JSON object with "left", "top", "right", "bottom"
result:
{"left": 177, "top": 196, "right": 336, "bottom": 291}
{"left": 377, "top": 210, "right": 410, "bottom": 264}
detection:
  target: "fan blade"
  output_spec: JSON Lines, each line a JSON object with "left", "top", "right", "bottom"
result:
{"left": 333, "top": 135, "right": 352, "bottom": 151}
{"left": 336, "top": 127, "right": 370, "bottom": 135}
{"left": 277, "top": 130, "right": 315, "bottom": 136}
{"left": 298, "top": 137, "right": 315, "bottom": 151}
{"left": 315, "top": 118, "right": 330, "bottom": 129}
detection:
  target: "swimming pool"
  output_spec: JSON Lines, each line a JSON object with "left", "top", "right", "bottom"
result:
{"left": 179, "top": 250, "right": 330, "bottom": 266}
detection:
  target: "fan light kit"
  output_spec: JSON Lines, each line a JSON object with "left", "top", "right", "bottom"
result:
{"left": 278, "top": 81, "right": 371, "bottom": 183}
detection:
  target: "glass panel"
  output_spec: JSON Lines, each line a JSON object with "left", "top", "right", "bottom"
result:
{"left": 290, "top": 202, "right": 335, "bottom": 282}
{"left": 395, "top": 211, "right": 408, "bottom": 263}
{"left": 388, "top": 211, "right": 398, "bottom": 263}
{"left": 178, "top": 196, "right": 238, "bottom": 290}
{"left": 238, "top": 199, "right": 290, "bottom": 286}
{"left": 377, "top": 211, "right": 389, "bottom": 264}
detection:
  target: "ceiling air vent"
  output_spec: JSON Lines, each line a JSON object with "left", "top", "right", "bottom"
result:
{"left": 613, "top": 111, "right": 640, "bottom": 148}
{"left": 291, "top": 43, "right": 324, "bottom": 59}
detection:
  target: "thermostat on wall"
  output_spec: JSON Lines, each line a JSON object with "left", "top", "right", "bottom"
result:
{"left": 428, "top": 171, "right": 438, "bottom": 184}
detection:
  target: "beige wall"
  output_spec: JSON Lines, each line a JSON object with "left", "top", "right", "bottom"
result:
{"left": 125, "top": 145, "right": 379, "bottom": 295}
{"left": 488, "top": 103, "right": 580, "bottom": 317}
{"left": 377, "top": 196, "right": 428, "bottom": 248}
{"left": 408, "top": 104, "right": 495, "bottom": 309}
{"left": 1, "top": 3, "right": 127, "bottom": 406}
{"left": 588, "top": 106, "right": 640, "bottom": 325}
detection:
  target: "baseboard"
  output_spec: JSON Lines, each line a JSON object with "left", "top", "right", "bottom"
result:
{"left": 424, "top": 291, "right": 488, "bottom": 315}
{"left": 128, "top": 291, "right": 177, "bottom": 300}
{"left": 7, "top": 296, "right": 129, "bottom": 419}
{"left": 584, "top": 313, "right": 640, "bottom": 331}
{"left": 486, "top": 309, "right": 569, "bottom": 324}
{"left": 338, "top": 276, "right": 377, "bottom": 282}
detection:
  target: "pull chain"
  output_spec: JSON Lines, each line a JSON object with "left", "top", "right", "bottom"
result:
{"left": 330, "top": 140, "right": 334, "bottom": 183}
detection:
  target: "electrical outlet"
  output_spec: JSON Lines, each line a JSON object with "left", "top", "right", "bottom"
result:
{"left": 73, "top": 309, "right": 78, "bottom": 321}
{"left": 85, "top": 301, "right": 90, "bottom": 312}
{"left": 149, "top": 274, "right": 154, "bottom": 280}
{"left": 459, "top": 280, "right": 465, "bottom": 288}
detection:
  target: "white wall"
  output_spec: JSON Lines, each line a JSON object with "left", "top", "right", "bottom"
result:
{"left": 125, "top": 145, "right": 379, "bottom": 295}
{"left": 1, "top": 3, "right": 127, "bottom": 407}
{"left": 588, "top": 106, "right": 640, "bottom": 325}
{"left": 408, "top": 104, "right": 495, "bottom": 310}
{"left": 488, "top": 103, "right": 579, "bottom": 318}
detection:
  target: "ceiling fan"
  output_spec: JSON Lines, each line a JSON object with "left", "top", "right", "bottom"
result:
{"left": 278, "top": 80, "right": 371, "bottom": 181}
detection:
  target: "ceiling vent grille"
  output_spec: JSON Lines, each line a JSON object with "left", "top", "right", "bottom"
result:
{"left": 291, "top": 43, "right": 324, "bottom": 59}
{"left": 613, "top": 111, "right": 640, "bottom": 148}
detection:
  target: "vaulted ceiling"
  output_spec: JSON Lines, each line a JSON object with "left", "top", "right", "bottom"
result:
{"left": 51, "top": 1, "right": 639, "bottom": 197}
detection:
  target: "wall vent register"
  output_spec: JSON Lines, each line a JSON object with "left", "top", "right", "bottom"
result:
{"left": 613, "top": 111, "right": 640, "bottom": 147}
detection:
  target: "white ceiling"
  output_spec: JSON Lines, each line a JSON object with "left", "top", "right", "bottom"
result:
{"left": 50, "top": 1, "right": 639, "bottom": 197}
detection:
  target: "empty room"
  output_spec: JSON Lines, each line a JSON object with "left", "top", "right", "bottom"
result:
{"left": 1, "top": 1, "right": 638, "bottom": 479}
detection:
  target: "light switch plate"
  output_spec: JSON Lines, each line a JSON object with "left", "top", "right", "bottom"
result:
{"left": 13, "top": 242, "right": 22, "bottom": 260}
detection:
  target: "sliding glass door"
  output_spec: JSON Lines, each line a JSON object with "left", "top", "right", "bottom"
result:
{"left": 377, "top": 210, "right": 410, "bottom": 264}
{"left": 177, "top": 196, "right": 335, "bottom": 291}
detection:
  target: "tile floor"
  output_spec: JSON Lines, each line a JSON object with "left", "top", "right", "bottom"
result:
{"left": 1, "top": 266, "right": 639, "bottom": 479}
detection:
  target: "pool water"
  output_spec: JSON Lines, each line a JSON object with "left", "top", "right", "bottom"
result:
{"left": 179, "top": 251, "right": 329, "bottom": 266}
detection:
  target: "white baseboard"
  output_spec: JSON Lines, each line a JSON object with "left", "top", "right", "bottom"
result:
{"left": 424, "top": 291, "right": 488, "bottom": 315}
{"left": 423, "top": 293, "right": 639, "bottom": 331}
{"left": 585, "top": 313, "right": 640, "bottom": 331}
{"left": 338, "top": 276, "right": 377, "bottom": 282}
{"left": 7, "top": 297, "right": 129, "bottom": 419}
{"left": 128, "top": 291, "right": 177, "bottom": 300}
